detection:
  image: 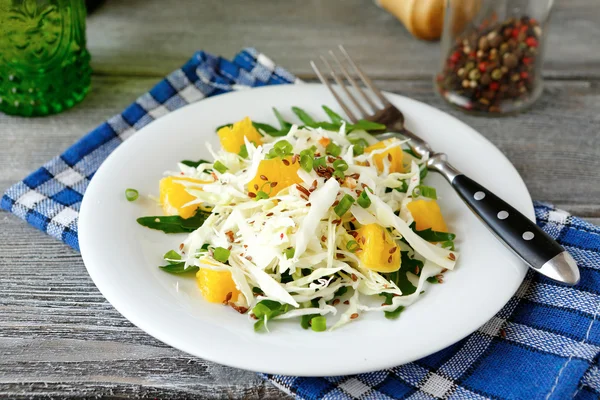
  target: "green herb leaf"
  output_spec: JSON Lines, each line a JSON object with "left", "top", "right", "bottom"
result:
{"left": 273, "top": 107, "right": 292, "bottom": 131}
{"left": 380, "top": 292, "right": 395, "bottom": 305}
{"left": 180, "top": 159, "right": 211, "bottom": 168}
{"left": 350, "top": 120, "right": 386, "bottom": 131}
{"left": 252, "top": 122, "right": 280, "bottom": 134}
{"left": 322, "top": 106, "right": 344, "bottom": 124}
{"left": 334, "top": 286, "right": 348, "bottom": 298}
{"left": 213, "top": 247, "right": 230, "bottom": 263}
{"left": 137, "top": 209, "right": 211, "bottom": 234}
{"left": 427, "top": 276, "right": 440, "bottom": 284}
{"left": 159, "top": 262, "right": 199, "bottom": 275}
{"left": 385, "top": 305, "right": 405, "bottom": 320}
{"left": 441, "top": 240, "right": 455, "bottom": 251}
{"left": 410, "top": 222, "right": 457, "bottom": 242}
{"left": 382, "top": 252, "right": 424, "bottom": 296}
{"left": 292, "top": 106, "right": 317, "bottom": 125}
{"left": 252, "top": 300, "right": 291, "bottom": 332}
{"left": 238, "top": 144, "right": 249, "bottom": 159}
{"left": 301, "top": 314, "right": 318, "bottom": 329}
{"left": 163, "top": 250, "right": 182, "bottom": 264}
{"left": 420, "top": 165, "right": 428, "bottom": 180}
{"left": 215, "top": 123, "right": 233, "bottom": 132}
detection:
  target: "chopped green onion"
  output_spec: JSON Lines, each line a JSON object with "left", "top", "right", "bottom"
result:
{"left": 283, "top": 247, "right": 295, "bottom": 259}
{"left": 311, "top": 316, "right": 327, "bottom": 332}
{"left": 333, "top": 159, "right": 348, "bottom": 171}
{"left": 412, "top": 185, "right": 437, "bottom": 199}
{"left": 255, "top": 191, "right": 270, "bottom": 200}
{"left": 353, "top": 144, "right": 365, "bottom": 156}
{"left": 314, "top": 156, "right": 327, "bottom": 169}
{"left": 357, "top": 190, "right": 371, "bottom": 208}
{"left": 350, "top": 138, "right": 369, "bottom": 147}
{"left": 300, "top": 146, "right": 317, "bottom": 158}
{"left": 334, "top": 170, "right": 345, "bottom": 180}
{"left": 213, "top": 161, "right": 228, "bottom": 174}
{"left": 300, "top": 154, "right": 313, "bottom": 172}
{"left": 213, "top": 247, "right": 230, "bottom": 263}
{"left": 346, "top": 240, "right": 359, "bottom": 253}
{"left": 125, "top": 188, "right": 139, "bottom": 202}
{"left": 238, "top": 144, "right": 248, "bottom": 159}
{"left": 301, "top": 314, "right": 317, "bottom": 329}
{"left": 326, "top": 142, "right": 341, "bottom": 157}
{"left": 274, "top": 140, "right": 293, "bottom": 154}
{"left": 334, "top": 194, "right": 355, "bottom": 217}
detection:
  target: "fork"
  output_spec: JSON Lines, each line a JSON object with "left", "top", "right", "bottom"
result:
{"left": 310, "top": 46, "right": 580, "bottom": 286}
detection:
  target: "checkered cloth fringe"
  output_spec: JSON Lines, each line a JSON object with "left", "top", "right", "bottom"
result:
{"left": 2, "top": 49, "right": 599, "bottom": 400}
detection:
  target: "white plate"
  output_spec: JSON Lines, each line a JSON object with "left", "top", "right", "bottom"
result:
{"left": 79, "top": 84, "right": 531, "bottom": 376}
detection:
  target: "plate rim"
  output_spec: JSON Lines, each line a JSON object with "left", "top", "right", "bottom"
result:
{"left": 79, "top": 83, "right": 532, "bottom": 376}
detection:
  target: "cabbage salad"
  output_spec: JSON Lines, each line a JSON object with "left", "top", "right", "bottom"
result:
{"left": 135, "top": 106, "right": 458, "bottom": 332}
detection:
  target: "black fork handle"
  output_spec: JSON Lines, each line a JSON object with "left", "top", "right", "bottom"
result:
{"left": 430, "top": 155, "right": 580, "bottom": 285}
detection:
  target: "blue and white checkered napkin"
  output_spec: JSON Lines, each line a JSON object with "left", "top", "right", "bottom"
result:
{"left": 2, "top": 49, "right": 600, "bottom": 400}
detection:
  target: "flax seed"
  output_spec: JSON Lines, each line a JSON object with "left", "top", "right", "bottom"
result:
{"left": 350, "top": 313, "right": 359, "bottom": 319}
{"left": 260, "top": 175, "right": 268, "bottom": 181}
{"left": 414, "top": 266, "right": 420, "bottom": 275}
{"left": 351, "top": 274, "right": 358, "bottom": 282}
{"left": 223, "top": 292, "right": 233, "bottom": 304}
{"left": 266, "top": 212, "right": 274, "bottom": 217}
{"left": 343, "top": 300, "right": 350, "bottom": 305}
{"left": 333, "top": 299, "right": 340, "bottom": 306}
{"left": 448, "top": 253, "right": 456, "bottom": 261}
{"left": 389, "top": 247, "right": 397, "bottom": 254}
{"left": 387, "top": 255, "right": 393, "bottom": 263}
{"left": 282, "top": 159, "right": 290, "bottom": 166}
{"left": 179, "top": 243, "right": 184, "bottom": 250}
{"left": 248, "top": 192, "right": 257, "bottom": 198}
{"left": 296, "top": 184, "right": 311, "bottom": 197}
{"left": 270, "top": 182, "right": 278, "bottom": 188}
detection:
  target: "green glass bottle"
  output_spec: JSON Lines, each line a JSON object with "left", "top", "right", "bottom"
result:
{"left": 0, "top": 0, "right": 91, "bottom": 116}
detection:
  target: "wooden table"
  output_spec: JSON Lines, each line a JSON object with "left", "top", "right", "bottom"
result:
{"left": 1, "top": 1, "right": 599, "bottom": 398}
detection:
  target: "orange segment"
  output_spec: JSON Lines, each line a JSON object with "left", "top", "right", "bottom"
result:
{"left": 248, "top": 157, "right": 303, "bottom": 197}
{"left": 356, "top": 223, "right": 401, "bottom": 273}
{"left": 217, "top": 117, "right": 263, "bottom": 154}
{"left": 196, "top": 266, "right": 241, "bottom": 304}
{"left": 407, "top": 199, "right": 448, "bottom": 232}
{"left": 365, "top": 139, "right": 405, "bottom": 173}
{"left": 159, "top": 176, "right": 208, "bottom": 219}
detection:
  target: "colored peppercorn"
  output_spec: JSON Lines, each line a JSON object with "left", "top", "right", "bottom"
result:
{"left": 436, "top": 15, "right": 542, "bottom": 114}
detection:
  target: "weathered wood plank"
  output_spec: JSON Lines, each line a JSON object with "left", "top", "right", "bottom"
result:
{"left": 85, "top": 0, "right": 600, "bottom": 79}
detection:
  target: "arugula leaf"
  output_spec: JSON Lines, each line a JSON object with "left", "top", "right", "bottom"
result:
{"left": 163, "top": 250, "right": 182, "bottom": 264}
{"left": 252, "top": 122, "right": 281, "bottom": 135}
{"left": 409, "top": 222, "right": 456, "bottom": 242}
{"left": 180, "top": 159, "right": 210, "bottom": 168}
{"left": 382, "top": 252, "right": 424, "bottom": 297}
{"left": 292, "top": 107, "right": 316, "bottom": 125}
{"left": 159, "top": 262, "right": 199, "bottom": 275}
{"left": 137, "top": 209, "right": 211, "bottom": 234}
{"left": 322, "top": 105, "right": 344, "bottom": 124}
{"left": 350, "top": 120, "right": 386, "bottom": 131}
{"left": 272, "top": 107, "right": 292, "bottom": 130}
{"left": 385, "top": 305, "right": 405, "bottom": 320}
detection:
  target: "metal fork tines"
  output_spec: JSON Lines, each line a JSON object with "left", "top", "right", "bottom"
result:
{"left": 310, "top": 45, "right": 394, "bottom": 123}
{"left": 311, "top": 45, "right": 428, "bottom": 156}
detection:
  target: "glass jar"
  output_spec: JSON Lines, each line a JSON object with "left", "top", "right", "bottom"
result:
{"left": 435, "top": 0, "right": 553, "bottom": 115}
{"left": 0, "top": 0, "right": 91, "bottom": 116}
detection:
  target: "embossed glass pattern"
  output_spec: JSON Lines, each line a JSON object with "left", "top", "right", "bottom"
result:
{"left": 0, "top": 0, "right": 91, "bottom": 116}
